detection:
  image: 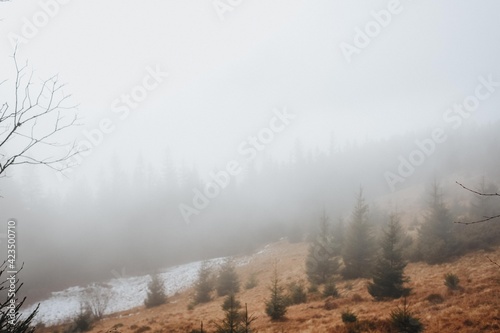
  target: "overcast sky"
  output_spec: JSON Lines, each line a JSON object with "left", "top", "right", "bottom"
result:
{"left": 1, "top": 0, "right": 500, "bottom": 180}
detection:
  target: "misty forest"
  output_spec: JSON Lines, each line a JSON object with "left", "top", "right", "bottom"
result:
{"left": 1, "top": 1, "right": 500, "bottom": 333}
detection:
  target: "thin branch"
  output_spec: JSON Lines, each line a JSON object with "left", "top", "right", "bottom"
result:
{"left": 456, "top": 181, "right": 500, "bottom": 197}
{"left": 0, "top": 51, "right": 79, "bottom": 177}
{"left": 454, "top": 214, "right": 500, "bottom": 225}
{"left": 454, "top": 181, "right": 500, "bottom": 224}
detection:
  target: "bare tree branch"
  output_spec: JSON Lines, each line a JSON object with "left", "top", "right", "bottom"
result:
{"left": 0, "top": 50, "right": 81, "bottom": 178}
{"left": 454, "top": 181, "right": 500, "bottom": 225}
{"left": 454, "top": 215, "right": 500, "bottom": 225}
{"left": 456, "top": 181, "right": 500, "bottom": 197}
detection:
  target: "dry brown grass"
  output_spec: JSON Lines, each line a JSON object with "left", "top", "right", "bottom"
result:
{"left": 39, "top": 240, "right": 500, "bottom": 333}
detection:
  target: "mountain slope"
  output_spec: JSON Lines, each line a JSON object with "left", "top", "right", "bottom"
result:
{"left": 37, "top": 240, "right": 500, "bottom": 333}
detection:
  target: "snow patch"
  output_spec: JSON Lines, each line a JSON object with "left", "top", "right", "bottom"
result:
{"left": 22, "top": 257, "right": 227, "bottom": 326}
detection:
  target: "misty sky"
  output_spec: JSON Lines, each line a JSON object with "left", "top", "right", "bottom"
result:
{"left": 2, "top": 1, "right": 500, "bottom": 305}
{"left": 1, "top": 0, "right": 500, "bottom": 181}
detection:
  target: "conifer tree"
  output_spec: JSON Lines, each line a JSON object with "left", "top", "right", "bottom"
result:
{"left": 213, "top": 294, "right": 256, "bottom": 333}
{"left": 222, "top": 292, "right": 241, "bottom": 311}
{"left": 144, "top": 273, "right": 167, "bottom": 308}
{"left": 418, "top": 182, "right": 456, "bottom": 264}
{"left": 368, "top": 214, "right": 410, "bottom": 300}
{"left": 265, "top": 262, "right": 288, "bottom": 320}
{"left": 216, "top": 258, "right": 240, "bottom": 297}
{"left": 305, "top": 212, "right": 340, "bottom": 285}
{"left": 342, "top": 188, "right": 375, "bottom": 279}
{"left": 194, "top": 261, "right": 215, "bottom": 304}
{"left": 214, "top": 293, "right": 241, "bottom": 333}
{"left": 0, "top": 263, "right": 39, "bottom": 333}
{"left": 240, "top": 303, "right": 257, "bottom": 333}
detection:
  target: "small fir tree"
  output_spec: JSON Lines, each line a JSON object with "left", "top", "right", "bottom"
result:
{"left": 265, "top": 261, "right": 288, "bottom": 320}
{"left": 342, "top": 188, "right": 375, "bottom": 279}
{"left": 287, "top": 280, "right": 307, "bottom": 304}
{"left": 194, "top": 260, "right": 215, "bottom": 304}
{"left": 213, "top": 295, "right": 256, "bottom": 333}
{"left": 417, "top": 182, "right": 456, "bottom": 264}
{"left": 213, "top": 293, "right": 241, "bottom": 333}
{"left": 390, "top": 298, "right": 424, "bottom": 333}
{"left": 305, "top": 211, "right": 340, "bottom": 285}
{"left": 144, "top": 273, "right": 167, "bottom": 308}
{"left": 368, "top": 214, "right": 410, "bottom": 300}
{"left": 216, "top": 258, "right": 240, "bottom": 297}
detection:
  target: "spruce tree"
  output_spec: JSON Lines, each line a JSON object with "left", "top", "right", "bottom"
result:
{"left": 342, "top": 188, "right": 375, "bottom": 279}
{"left": 418, "top": 182, "right": 456, "bottom": 264}
{"left": 216, "top": 258, "right": 240, "bottom": 297}
{"left": 0, "top": 263, "right": 39, "bottom": 333}
{"left": 305, "top": 212, "right": 340, "bottom": 285}
{"left": 240, "top": 304, "right": 257, "bottom": 333}
{"left": 265, "top": 262, "right": 288, "bottom": 320}
{"left": 222, "top": 292, "right": 241, "bottom": 311}
{"left": 194, "top": 261, "right": 214, "bottom": 304}
{"left": 214, "top": 293, "right": 241, "bottom": 333}
{"left": 368, "top": 214, "right": 410, "bottom": 300}
{"left": 287, "top": 280, "right": 307, "bottom": 304}
{"left": 144, "top": 273, "right": 167, "bottom": 308}
{"left": 213, "top": 295, "right": 256, "bottom": 333}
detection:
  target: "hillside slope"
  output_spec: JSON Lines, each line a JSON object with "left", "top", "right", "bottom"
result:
{"left": 40, "top": 240, "right": 500, "bottom": 333}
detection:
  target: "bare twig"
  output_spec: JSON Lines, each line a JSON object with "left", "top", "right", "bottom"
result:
{"left": 454, "top": 181, "right": 500, "bottom": 225}
{"left": 0, "top": 51, "right": 79, "bottom": 177}
{"left": 456, "top": 181, "right": 500, "bottom": 197}
{"left": 454, "top": 215, "right": 500, "bottom": 225}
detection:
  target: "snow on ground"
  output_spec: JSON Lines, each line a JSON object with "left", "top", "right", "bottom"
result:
{"left": 21, "top": 248, "right": 268, "bottom": 326}
{"left": 22, "top": 257, "right": 226, "bottom": 326}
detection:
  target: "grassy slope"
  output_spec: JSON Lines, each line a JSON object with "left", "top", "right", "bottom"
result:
{"left": 42, "top": 240, "right": 500, "bottom": 333}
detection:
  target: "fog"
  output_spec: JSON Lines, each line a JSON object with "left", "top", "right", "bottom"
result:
{"left": 0, "top": 1, "right": 500, "bottom": 303}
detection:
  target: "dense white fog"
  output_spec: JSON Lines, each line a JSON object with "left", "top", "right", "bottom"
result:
{"left": 0, "top": 0, "right": 499, "bottom": 308}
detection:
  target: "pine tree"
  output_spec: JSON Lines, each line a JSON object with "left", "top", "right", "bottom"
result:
{"left": 213, "top": 295, "right": 256, "bottom": 333}
{"left": 216, "top": 258, "right": 240, "bottom": 297}
{"left": 194, "top": 261, "right": 214, "bottom": 304}
{"left": 222, "top": 292, "right": 241, "bottom": 311}
{"left": 0, "top": 263, "right": 39, "bottom": 333}
{"left": 418, "top": 182, "right": 456, "bottom": 264}
{"left": 368, "top": 214, "right": 410, "bottom": 300}
{"left": 390, "top": 298, "right": 424, "bottom": 333}
{"left": 305, "top": 212, "right": 340, "bottom": 285}
{"left": 144, "top": 273, "right": 167, "bottom": 308}
{"left": 240, "top": 303, "right": 257, "bottom": 333}
{"left": 287, "top": 280, "right": 307, "bottom": 304}
{"left": 214, "top": 293, "right": 241, "bottom": 333}
{"left": 342, "top": 188, "right": 375, "bottom": 279}
{"left": 265, "top": 262, "right": 288, "bottom": 320}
